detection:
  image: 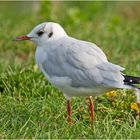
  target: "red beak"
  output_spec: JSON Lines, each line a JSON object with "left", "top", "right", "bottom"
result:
{"left": 15, "top": 35, "right": 31, "bottom": 41}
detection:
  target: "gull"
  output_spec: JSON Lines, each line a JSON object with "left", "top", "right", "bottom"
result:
{"left": 15, "top": 22, "right": 140, "bottom": 124}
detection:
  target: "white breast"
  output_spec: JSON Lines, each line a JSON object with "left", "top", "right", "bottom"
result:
{"left": 35, "top": 47, "right": 51, "bottom": 80}
{"left": 35, "top": 47, "right": 70, "bottom": 86}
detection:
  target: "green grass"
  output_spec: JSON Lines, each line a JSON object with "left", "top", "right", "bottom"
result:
{"left": 0, "top": 1, "right": 140, "bottom": 139}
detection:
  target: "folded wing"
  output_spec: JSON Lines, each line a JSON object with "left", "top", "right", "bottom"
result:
{"left": 42, "top": 37, "right": 125, "bottom": 88}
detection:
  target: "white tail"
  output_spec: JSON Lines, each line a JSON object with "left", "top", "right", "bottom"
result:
{"left": 134, "top": 88, "right": 140, "bottom": 103}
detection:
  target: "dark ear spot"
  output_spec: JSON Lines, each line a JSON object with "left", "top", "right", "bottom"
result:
{"left": 48, "top": 32, "right": 53, "bottom": 38}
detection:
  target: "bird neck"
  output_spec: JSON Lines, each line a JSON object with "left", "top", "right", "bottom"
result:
{"left": 52, "top": 26, "right": 68, "bottom": 40}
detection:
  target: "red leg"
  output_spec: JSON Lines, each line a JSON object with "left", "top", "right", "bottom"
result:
{"left": 89, "top": 96, "right": 94, "bottom": 123}
{"left": 67, "top": 100, "right": 72, "bottom": 124}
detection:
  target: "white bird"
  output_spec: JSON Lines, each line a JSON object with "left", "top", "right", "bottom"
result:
{"left": 15, "top": 22, "right": 140, "bottom": 124}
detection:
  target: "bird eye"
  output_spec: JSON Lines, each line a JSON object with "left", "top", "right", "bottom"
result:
{"left": 37, "top": 31, "right": 44, "bottom": 36}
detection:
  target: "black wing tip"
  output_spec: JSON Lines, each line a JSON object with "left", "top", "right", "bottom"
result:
{"left": 124, "top": 75, "right": 140, "bottom": 84}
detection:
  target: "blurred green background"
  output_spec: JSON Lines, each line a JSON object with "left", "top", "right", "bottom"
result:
{"left": 0, "top": 1, "right": 140, "bottom": 139}
{"left": 0, "top": 1, "right": 140, "bottom": 73}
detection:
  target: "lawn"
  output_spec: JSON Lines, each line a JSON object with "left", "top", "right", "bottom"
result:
{"left": 0, "top": 1, "right": 140, "bottom": 139}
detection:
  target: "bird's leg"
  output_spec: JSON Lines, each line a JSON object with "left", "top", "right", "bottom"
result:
{"left": 67, "top": 99, "right": 72, "bottom": 124}
{"left": 89, "top": 96, "right": 94, "bottom": 123}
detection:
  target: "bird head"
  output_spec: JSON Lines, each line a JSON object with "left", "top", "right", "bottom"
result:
{"left": 15, "top": 22, "right": 68, "bottom": 46}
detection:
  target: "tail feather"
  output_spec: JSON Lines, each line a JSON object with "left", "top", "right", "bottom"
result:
{"left": 134, "top": 88, "right": 140, "bottom": 103}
